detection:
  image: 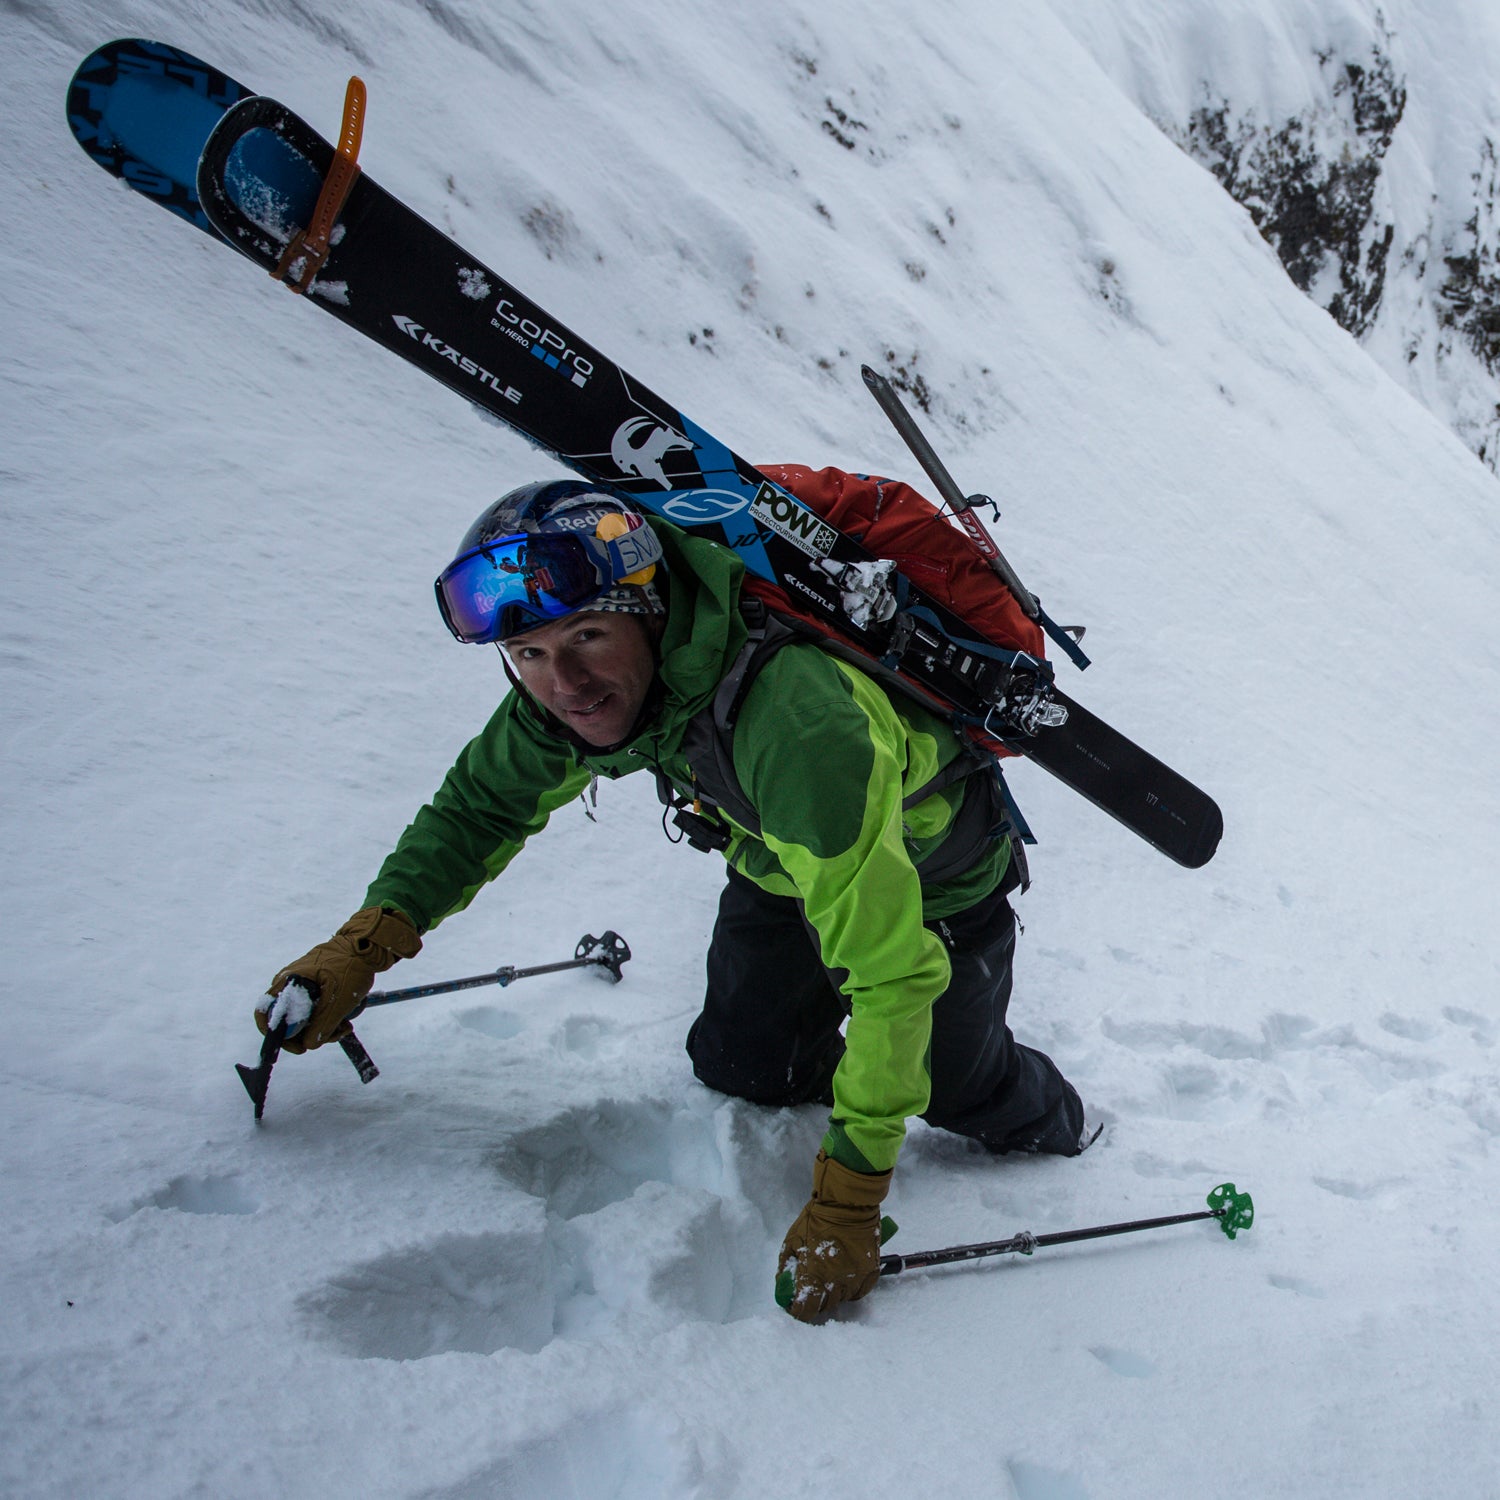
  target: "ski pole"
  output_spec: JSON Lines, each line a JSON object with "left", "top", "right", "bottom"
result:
{"left": 359, "top": 929, "right": 631, "bottom": 1006}
{"left": 879, "top": 1183, "right": 1254, "bottom": 1277}
{"left": 237, "top": 932, "right": 630, "bottom": 1120}
{"left": 861, "top": 364, "right": 1040, "bottom": 614}
{"left": 860, "top": 364, "right": 1090, "bottom": 670}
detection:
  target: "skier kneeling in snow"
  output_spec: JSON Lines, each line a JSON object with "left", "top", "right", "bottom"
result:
{"left": 258, "top": 477, "right": 1088, "bottom": 1322}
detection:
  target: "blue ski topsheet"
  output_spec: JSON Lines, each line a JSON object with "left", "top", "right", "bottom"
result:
{"left": 67, "top": 39, "right": 252, "bottom": 235}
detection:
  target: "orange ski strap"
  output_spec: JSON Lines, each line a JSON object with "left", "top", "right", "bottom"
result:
{"left": 274, "top": 75, "right": 366, "bottom": 294}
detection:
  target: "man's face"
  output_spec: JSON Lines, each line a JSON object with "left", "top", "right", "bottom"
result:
{"left": 505, "top": 610, "right": 658, "bottom": 747}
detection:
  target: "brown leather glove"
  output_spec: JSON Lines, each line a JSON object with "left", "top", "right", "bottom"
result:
{"left": 257, "top": 906, "right": 421, "bottom": 1053}
{"left": 776, "top": 1150, "right": 893, "bottom": 1323}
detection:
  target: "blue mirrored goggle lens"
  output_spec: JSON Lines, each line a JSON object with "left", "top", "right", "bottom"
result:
{"left": 435, "top": 533, "right": 605, "bottom": 643}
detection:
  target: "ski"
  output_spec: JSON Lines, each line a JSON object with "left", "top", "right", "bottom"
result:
{"left": 65, "top": 39, "right": 252, "bottom": 236}
{"left": 66, "top": 43, "right": 1222, "bottom": 869}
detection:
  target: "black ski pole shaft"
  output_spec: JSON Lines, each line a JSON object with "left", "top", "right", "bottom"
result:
{"left": 362, "top": 958, "right": 595, "bottom": 1007}
{"left": 879, "top": 1185, "right": 1254, "bottom": 1277}
{"left": 360, "top": 931, "right": 631, "bottom": 1007}
{"left": 362, "top": 964, "right": 543, "bottom": 1006}
{"left": 880, "top": 1210, "right": 1216, "bottom": 1274}
{"left": 860, "top": 364, "right": 1041, "bottom": 620}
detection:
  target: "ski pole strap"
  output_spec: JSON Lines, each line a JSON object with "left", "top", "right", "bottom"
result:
{"left": 996, "top": 765, "right": 1036, "bottom": 848}
{"left": 1036, "top": 603, "right": 1091, "bottom": 671}
{"left": 274, "top": 74, "right": 366, "bottom": 293}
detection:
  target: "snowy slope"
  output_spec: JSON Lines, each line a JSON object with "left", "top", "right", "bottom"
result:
{"left": 4, "top": 1, "right": 1499, "bottom": 1497}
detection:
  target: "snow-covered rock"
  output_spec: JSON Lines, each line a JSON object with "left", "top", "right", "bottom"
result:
{"left": 1060, "top": 0, "right": 1500, "bottom": 468}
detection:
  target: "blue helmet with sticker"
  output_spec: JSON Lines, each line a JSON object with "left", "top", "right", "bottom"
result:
{"left": 435, "top": 481, "right": 665, "bottom": 643}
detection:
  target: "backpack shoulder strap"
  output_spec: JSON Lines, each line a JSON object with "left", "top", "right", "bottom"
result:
{"left": 680, "top": 600, "right": 1021, "bottom": 890}
{"left": 679, "top": 598, "right": 805, "bottom": 837}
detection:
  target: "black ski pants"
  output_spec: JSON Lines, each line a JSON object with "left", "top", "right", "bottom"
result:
{"left": 685, "top": 866, "right": 1084, "bottom": 1156}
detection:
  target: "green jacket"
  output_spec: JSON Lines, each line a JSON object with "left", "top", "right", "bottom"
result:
{"left": 366, "top": 520, "right": 1011, "bottom": 1173}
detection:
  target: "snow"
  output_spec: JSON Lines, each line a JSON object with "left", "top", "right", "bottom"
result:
{"left": 258, "top": 979, "right": 313, "bottom": 1033}
{"left": 5, "top": 1, "right": 1500, "bottom": 1497}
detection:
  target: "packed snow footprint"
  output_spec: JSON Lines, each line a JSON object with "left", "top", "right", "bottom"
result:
{"left": 1099, "top": 1007, "right": 1459, "bottom": 1114}
{"left": 109, "top": 1173, "right": 260, "bottom": 1221}
{"left": 301, "top": 1229, "right": 560, "bottom": 1359}
{"left": 1088, "top": 1345, "right": 1156, "bottom": 1379}
{"left": 453, "top": 1005, "right": 525, "bottom": 1040}
{"left": 303, "top": 1093, "right": 819, "bottom": 1359}
{"left": 491, "top": 1097, "right": 729, "bottom": 1219}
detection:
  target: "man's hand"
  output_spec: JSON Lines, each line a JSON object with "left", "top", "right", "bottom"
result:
{"left": 776, "top": 1150, "right": 892, "bottom": 1322}
{"left": 257, "top": 906, "right": 421, "bottom": 1053}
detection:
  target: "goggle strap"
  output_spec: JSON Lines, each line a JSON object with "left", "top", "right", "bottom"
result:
{"left": 601, "top": 527, "right": 662, "bottom": 584}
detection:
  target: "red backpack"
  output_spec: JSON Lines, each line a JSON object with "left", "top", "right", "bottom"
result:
{"left": 663, "top": 463, "right": 1050, "bottom": 885}
{"left": 745, "top": 463, "right": 1048, "bottom": 757}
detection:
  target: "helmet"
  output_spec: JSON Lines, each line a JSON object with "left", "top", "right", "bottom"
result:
{"left": 434, "top": 480, "right": 665, "bottom": 643}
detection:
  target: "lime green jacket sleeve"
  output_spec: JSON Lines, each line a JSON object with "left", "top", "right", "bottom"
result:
{"left": 731, "top": 649, "right": 953, "bottom": 1174}
{"left": 364, "top": 694, "right": 591, "bottom": 933}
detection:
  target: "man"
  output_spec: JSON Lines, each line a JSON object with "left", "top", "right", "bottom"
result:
{"left": 258, "top": 475, "right": 1087, "bottom": 1322}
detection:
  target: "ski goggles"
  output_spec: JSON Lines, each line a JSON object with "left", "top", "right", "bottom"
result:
{"left": 434, "top": 522, "right": 664, "bottom": 644}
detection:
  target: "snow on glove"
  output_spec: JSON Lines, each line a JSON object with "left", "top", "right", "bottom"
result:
{"left": 776, "top": 1150, "right": 892, "bottom": 1323}
{"left": 257, "top": 906, "right": 421, "bottom": 1054}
